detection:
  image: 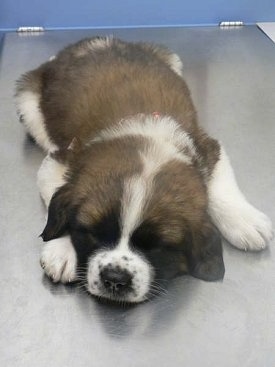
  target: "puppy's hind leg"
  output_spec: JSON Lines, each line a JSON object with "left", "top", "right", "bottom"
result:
{"left": 207, "top": 146, "right": 273, "bottom": 251}
{"left": 15, "top": 68, "right": 57, "bottom": 153}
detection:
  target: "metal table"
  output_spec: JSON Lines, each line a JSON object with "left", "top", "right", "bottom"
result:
{"left": 1, "top": 26, "right": 274, "bottom": 367}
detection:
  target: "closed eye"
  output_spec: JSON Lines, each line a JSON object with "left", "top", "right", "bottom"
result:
{"left": 131, "top": 223, "right": 160, "bottom": 251}
{"left": 75, "top": 211, "right": 121, "bottom": 244}
{"left": 70, "top": 221, "right": 118, "bottom": 251}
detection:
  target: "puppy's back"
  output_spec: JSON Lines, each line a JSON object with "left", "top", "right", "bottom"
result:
{"left": 16, "top": 37, "right": 198, "bottom": 149}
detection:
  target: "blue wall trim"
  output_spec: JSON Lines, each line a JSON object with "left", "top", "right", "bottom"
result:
{"left": 1, "top": 0, "right": 274, "bottom": 30}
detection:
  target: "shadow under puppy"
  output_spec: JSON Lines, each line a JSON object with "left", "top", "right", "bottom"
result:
{"left": 15, "top": 37, "right": 273, "bottom": 303}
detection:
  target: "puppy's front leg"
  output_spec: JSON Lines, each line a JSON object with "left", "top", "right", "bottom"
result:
{"left": 37, "top": 154, "right": 77, "bottom": 283}
{"left": 40, "top": 236, "right": 77, "bottom": 283}
{"left": 207, "top": 146, "right": 273, "bottom": 251}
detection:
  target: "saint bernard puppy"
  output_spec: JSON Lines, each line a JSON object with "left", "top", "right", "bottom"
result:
{"left": 15, "top": 36, "right": 273, "bottom": 303}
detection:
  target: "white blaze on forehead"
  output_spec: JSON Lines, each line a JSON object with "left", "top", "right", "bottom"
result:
{"left": 93, "top": 115, "right": 197, "bottom": 239}
{"left": 119, "top": 117, "right": 197, "bottom": 238}
{"left": 91, "top": 115, "right": 197, "bottom": 240}
{"left": 121, "top": 175, "right": 149, "bottom": 239}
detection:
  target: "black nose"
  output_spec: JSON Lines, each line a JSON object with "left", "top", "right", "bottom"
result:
{"left": 100, "top": 268, "right": 132, "bottom": 293}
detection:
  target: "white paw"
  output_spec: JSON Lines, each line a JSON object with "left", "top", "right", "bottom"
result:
{"left": 213, "top": 203, "right": 273, "bottom": 251}
{"left": 40, "top": 236, "right": 77, "bottom": 283}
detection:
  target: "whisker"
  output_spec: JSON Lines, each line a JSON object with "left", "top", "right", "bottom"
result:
{"left": 150, "top": 283, "right": 167, "bottom": 291}
{"left": 76, "top": 282, "right": 88, "bottom": 288}
{"left": 151, "top": 287, "right": 167, "bottom": 294}
{"left": 149, "top": 288, "right": 166, "bottom": 295}
{"left": 78, "top": 285, "right": 88, "bottom": 290}
{"left": 76, "top": 285, "right": 89, "bottom": 293}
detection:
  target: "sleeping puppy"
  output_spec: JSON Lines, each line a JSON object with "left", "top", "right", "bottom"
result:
{"left": 15, "top": 37, "right": 273, "bottom": 303}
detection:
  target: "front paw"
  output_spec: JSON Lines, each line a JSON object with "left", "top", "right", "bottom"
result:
{"left": 216, "top": 204, "right": 273, "bottom": 251}
{"left": 40, "top": 237, "right": 77, "bottom": 283}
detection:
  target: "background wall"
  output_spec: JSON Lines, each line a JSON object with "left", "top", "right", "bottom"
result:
{"left": 0, "top": 0, "right": 275, "bottom": 31}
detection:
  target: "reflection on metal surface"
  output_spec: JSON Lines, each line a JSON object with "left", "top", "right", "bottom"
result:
{"left": 1, "top": 26, "right": 275, "bottom": 366}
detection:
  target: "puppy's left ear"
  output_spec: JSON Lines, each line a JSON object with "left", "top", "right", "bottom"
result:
{"left": 40, "top": 185, "right": 72, "bottom": 242}
{"left": 185, "top": 221, "right": 225, "bottom": 281}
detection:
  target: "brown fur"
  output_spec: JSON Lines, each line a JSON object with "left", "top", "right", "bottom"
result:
{"left": 19, "top": 37, "right": 224, "bottom": 282}
{"left": 17, "top": 37, "right": 220, "bottom": 175}
{"left": 18, "top": 38, "right": 197, "bottom": 146}
{"left": 52, "top": 136, "right": 145, "bottom": 225}
{"left": 145, "top": 160, "right": 208, "bottom": 243}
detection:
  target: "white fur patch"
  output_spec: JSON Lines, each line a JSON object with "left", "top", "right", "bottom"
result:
{"left": 93, "top": 115, "right": 196, "bottom": 164}
{"left": 37, "top": 154, "right": 68, "bottom": 208}
{"left": 87, "top": 36, "right": 113, "bottom": 50}
{"left": 208, "top": 146, "right": 273, "bottom": 251}
{"left": 75, "top": 36, "right": 113, "bottom": 57}
{"left": 121, "top": 175, "right": 150, "bottom": 237}
{"left": 87, "top": 237, "right": 153, "bottom": 303}
{"left": 15, "top": 91, "right": 57, "bottom": 152}
{"left": 167, "top": 52, "right": 183, "bottom": 76}
{"left": 40, "top": 236, "right": 77, "bottom": 283}
{"left": 120, "top": 130, "right": 193, "bottom": 236}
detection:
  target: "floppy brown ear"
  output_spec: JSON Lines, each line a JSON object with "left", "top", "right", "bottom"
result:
{"left": 40, "top": 185, "right": 72, "bottom": 241}
{"left": 185, "top": 220, "right": 225, "bottom": 281}
{"left": 194, "top": 132, "right": 220, "bottom": 179}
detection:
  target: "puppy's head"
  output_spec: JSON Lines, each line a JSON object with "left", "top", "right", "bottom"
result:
{"left": 41, "top": 135, "right": 224, "bottom": 303}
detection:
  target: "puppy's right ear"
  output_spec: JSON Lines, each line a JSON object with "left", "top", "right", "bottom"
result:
{"left": 40, "top": 185, "right": 72, "bottom": 241}
{"left": 185, "top": 220, "right": 225, "bottom": 282}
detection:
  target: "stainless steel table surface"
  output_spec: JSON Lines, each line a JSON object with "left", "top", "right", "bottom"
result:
{"left": 1, "top": 26, "right": 275, "bottom": 367}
